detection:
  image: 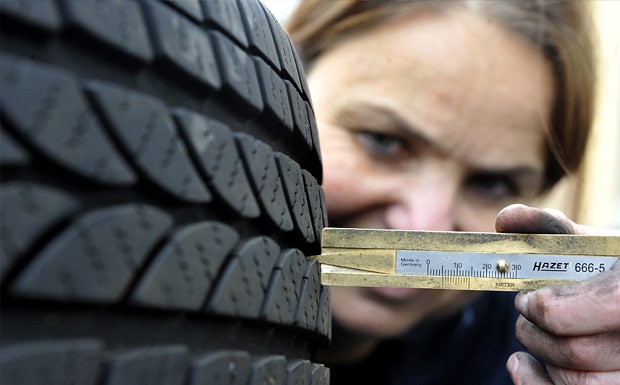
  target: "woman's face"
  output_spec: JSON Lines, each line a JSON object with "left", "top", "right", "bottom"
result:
{"left": 308, "top": 9, "right": 554, "bottom": 338}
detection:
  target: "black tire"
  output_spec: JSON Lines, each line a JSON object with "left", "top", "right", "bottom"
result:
{"left": 0, "top": 1, "right": 330, "bottom": 384}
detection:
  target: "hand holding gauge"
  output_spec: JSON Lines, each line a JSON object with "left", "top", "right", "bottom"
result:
{"left": 498, "top": 205, "right": 620, "bottom": 385}
{"left": 312, "top": 204, "right": 620, "bottom": 385}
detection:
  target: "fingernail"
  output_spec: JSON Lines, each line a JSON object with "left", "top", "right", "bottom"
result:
{"left": 507, "top": 353, "right": 519, "bottom": 374}
{"left": 515, "top": 292, "right": 530, "bottom": 316}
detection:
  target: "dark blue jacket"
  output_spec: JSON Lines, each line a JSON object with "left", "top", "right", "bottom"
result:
{"left": 329, "top": 292, "right": 521, "bottom": 385}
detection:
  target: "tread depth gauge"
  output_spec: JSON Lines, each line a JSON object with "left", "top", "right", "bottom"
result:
{"left": 312, "top": 228, "right": 620, "bottom": 291}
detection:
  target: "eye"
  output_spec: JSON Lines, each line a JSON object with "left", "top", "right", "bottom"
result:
{"left": 356, "top": 130, "right": 409, "bottom": 159}
{"left": 466, "top": 173, "right": 519, "bottom": 202}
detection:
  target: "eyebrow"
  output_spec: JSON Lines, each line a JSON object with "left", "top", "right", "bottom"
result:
{"left": 335, "top": 101, "right": 442, "bottom": 152}
{"left": 334, "top": 100, "right": 545, "bottom": 177}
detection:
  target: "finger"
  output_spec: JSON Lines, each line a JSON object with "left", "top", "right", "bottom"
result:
{"left": 496, "top": 204, "right": 620, "bottom": 236}
{"left": 495, "top": 204, "right": 574, "bottom": 234}
{"left": 515, "top": 261, "right": 620, "bottom": 335}
{"left": 515, "top": 316, "right": 620, "bottom": 371}
{"left": 547, "top": 364, "right": 620, "bottom": 385}
{"left": 507, "top": 351, "right": 553, "bottom": 385}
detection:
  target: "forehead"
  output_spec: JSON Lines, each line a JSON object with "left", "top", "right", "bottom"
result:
{"left": 309, "top": 8, "right": 554, "bottom": 169}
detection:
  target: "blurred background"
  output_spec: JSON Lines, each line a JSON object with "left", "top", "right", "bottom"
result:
{"left": 262, "top": 0, "right": 301, "bottom": 21}
{"left": 263, "top": 0, "right": 620, "bottom": 229}
{"left": 581, "top": 1, "right": 620, "bottom": 229}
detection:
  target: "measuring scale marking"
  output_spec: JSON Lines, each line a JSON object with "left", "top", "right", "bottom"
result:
{"left": 396, "top": 250, "right": 618, "bottom": 281}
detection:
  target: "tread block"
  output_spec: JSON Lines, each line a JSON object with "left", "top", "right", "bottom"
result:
{"left": 87, "top": 81, "right": 212, "bottom": 203}
{"left": 286, "top": 82, "right": 312, "bottom": 152}
{"left": 0, "top": 183, "right": 78, "bottom": 279}
{"left": 263, "top": 7, "right": 300, "bottom": 89}
{"left": 311, "top": 364, "right": 330, "bottom": 385}
{"left": 60, "top": 0, "right": 153, "bottom": 63}
{"left": 316, "top": 286, "right": 331, "bottom": 339}
{"left": 237, "top": 0, "right": 280, "bottom": 70}
{"left": 143, "top": 1, "right": 221, "bottom": 91}
{"left": 235, "top": 133, "right": 293, "bottom": 231}
{"left": 207, "top": 237, "right": 280, "bottom": 318}
{"left": 287, "top": 359, "right": 311, "bottom": 385}
{"left": 249, "top": 355, "right": 287, "bottom": 385}
{"left": 302, "top": 171, "right": 324, "bottom": 245}
{"left": 190, "top": 350, "right": 251, "bottom": 385}
{"left": 275, "top": 153, "right": 315, "bottom": 244}
{"left": 291, "top": 42, "right": 312, "bottom": 103}
{"left": 0, "top": 0, "right": 61, "bottom": 32}
{"left": 131, "top": 221, "right": 239, "bottom": 311}
{"left": 199, "top": 0, "right": 248, "bottom": 48}
{"left": 0, "top": 339, "right": 103, "bottom": 385}
{"left": 164, "top": 0, "right": 204, "bottom": 22}
{"left": 261, "top": 249, "right": 306, "bottom": 324}
{"left": 0, "top": 54, "right": 137, "bottom": 185}
{"left": 174, "top": 109, "right": 260, "bottom": 218}
{"left": 305, "top": 102, "right": 323, "bottom": 181}
{"left": 254, "top": 58, "right": 294, "bottom": 133}
{"left": 12, "top": 204, "right": 173, "bottom": 303}
{"left": 295, "top": 260, "right": 321, "bottom": 330}
{"left": 319, "top": 188, "right": 328, "bottom": 228}
{"left": 0, "top": 130, "right": 30, "bottom": 166}
{"left": 211, "top": 31, "right": 264, "bottom": 117}
{"left": 106, "top": 345, "right": 188, "bottom": 385}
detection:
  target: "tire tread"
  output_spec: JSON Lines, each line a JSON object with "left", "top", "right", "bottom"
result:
{"left": 0, "top": 1, "right": 330, "bottom": 383}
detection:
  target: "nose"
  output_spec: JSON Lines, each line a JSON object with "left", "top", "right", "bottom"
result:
{"left": 384, "top": 169, "right": 459, "bottom": 231}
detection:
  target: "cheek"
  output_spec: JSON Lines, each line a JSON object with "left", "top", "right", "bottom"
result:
{"left": 322, "top": 162, "right": 362, "bottom": 217}
{"left": 455, "top": 203, "right": 502, "bottom": 233}
{"left": 319, "top": 129, "right": 381, "bottom": 217}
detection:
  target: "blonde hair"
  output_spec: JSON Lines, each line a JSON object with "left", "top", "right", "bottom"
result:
{"left": 286, "top": 0, "right": 596, "bottom": 190}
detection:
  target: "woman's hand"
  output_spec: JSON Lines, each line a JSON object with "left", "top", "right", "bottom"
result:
{"left": 495, "top": 204, "right": 620, "bottom": 385}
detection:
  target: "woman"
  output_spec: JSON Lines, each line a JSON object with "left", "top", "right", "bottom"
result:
{"left": 286, "top": 1, "right": 620, "bottom": 384}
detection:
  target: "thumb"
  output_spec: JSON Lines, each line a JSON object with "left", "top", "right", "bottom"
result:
{"left": 495, "top": 204, "right": 575, "bottom": 234}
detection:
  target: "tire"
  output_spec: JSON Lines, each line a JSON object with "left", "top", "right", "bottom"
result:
{"left": 0, "top": 1, "right": 330, "bottom": 384}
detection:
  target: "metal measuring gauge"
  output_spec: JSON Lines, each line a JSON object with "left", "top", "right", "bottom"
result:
{"left": 311, "top": 228, "right": 620, "bottom": 291}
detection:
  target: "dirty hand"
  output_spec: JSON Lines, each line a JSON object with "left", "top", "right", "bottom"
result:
{"left": 495, "top": 204, "right": 620, "bottom": 385}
